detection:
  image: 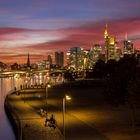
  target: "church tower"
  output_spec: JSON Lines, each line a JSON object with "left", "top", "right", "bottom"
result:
{"left": 27, "top": 53, "right": 30, "bottom": 69}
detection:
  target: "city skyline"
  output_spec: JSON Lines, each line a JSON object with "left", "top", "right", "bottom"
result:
{"left": 0, "top": 0, "right": 140, "bottom": 64}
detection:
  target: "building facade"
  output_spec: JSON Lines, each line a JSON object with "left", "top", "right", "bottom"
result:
{"left": 124, "top": 39, "right": 134, "bottom": 55}
{"left": 89, "top": 44, "right": 103, "bottom": 65}
{"left": 67, "top": 47, "right": 85, "bottom": 70}
{"left": 104, "top": 24, "right": 121, "bottom": 62}
{"left": 55, "top": 52, "right": 64, "bottom": 68}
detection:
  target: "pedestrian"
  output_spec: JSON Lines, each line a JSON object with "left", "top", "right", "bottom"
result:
{"left": 50, "top": 114, "right": 56, "bottom": 129}
{"left": 44, "top": 115, "right": 49, "bottom": 127}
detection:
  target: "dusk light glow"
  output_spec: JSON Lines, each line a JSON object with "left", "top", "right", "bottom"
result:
{"left": 0, "top": 0, "right": 140, "bottom": 63}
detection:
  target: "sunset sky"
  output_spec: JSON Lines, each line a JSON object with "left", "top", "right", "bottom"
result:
{"left": 0, "top": 0, "right": 140, "bottom": 64}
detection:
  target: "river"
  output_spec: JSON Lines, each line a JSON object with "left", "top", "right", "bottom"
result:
{"left": 0, "top": 73, "right": 63, "bottom": 140}
{"left": 0, "top": 77, "right": 16, "bottom": 140}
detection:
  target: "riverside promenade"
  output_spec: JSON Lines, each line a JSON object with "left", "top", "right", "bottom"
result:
{"left": 5, "top": 88, "right": 63, "bottom": 140}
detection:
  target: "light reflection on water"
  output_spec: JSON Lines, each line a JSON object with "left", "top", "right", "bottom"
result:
{"left": 0, "top": 73, "right": 62, "bottom": 140}
{"left": 0, "top": 77, "right": 16, "bottom": 140}
{"left": 0, "top": 75, "right": 46, "bottom": 140}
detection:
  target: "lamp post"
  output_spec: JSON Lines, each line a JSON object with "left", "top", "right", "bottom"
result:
{"left": 63, "top": 95, "right": 71, "bottom": 140}
{"left": 45, "top": 84, "right": 51, "bottom": 104}
{"left": 23, "top": 80, "right": 28, "bottom": 103}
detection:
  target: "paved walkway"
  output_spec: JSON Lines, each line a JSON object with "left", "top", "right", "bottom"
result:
{"left": 6, "top": 91, "right": 63, "bottom": 140}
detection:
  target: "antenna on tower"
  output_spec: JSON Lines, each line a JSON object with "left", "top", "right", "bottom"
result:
{"left": 104, "top": 23, "right": 109, "bottom": 39}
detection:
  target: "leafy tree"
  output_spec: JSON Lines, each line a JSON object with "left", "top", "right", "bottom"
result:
{"left": 127, "top": 63, "right": 140, "bottom": 130}
{"left": 11, "top": 63, "right": 19, "bottom": 70}
{"left": 104, "top": 55, "right": 140, "bottom": 130}
{"left": 92, "top": 59, "right": 106, "bottom": 78}
{"left": 64, "top": 70, "right": 75, "bottom": 81}
{"left": 105, "top": 59, "right": 118, "bottom": 77}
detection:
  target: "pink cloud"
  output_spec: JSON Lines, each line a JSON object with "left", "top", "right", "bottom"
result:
{"left": 0, "top": 18, "right": 140, "bottom": 64}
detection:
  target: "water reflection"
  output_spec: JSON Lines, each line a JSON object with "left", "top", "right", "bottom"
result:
{"left": 0, "top": 73, "right": 63, "bottom": 140}
{"left": 0, "top": 77, "right": 16, "bottom": 140}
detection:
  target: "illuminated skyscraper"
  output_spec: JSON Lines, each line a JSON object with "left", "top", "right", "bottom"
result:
{"left": 104, "top": 24, "right": 109, "bottom": 39}
{"left": 90, "top": 44, "right": 102, "bottom": 65}
{"left": 104, "top": 25, "right": 121, "bottom": 62}
{"left": 123, "top": 34, "right": 134, "bottom": 55}
{"left": 114, "top": 41, "right": 121, "bottom": 61}
{"left": 67, "top": 47, "right": 85, "bottom": 70}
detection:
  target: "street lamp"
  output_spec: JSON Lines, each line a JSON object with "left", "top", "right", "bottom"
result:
{"left": 45, "top": 84, "right": 51, "bottom": 103}
{"left": 63, "top": 95, "right": 71, "bottom": 140}
{"left": 23, "top": 80, "right": 28, "bottom": 103}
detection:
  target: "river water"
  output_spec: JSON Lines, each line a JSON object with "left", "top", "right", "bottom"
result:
{"left": 0, "top": 77, "right": 16, "bottom": 140}
{"left": 0, "top": 73, "right": 63, "bottom": 140}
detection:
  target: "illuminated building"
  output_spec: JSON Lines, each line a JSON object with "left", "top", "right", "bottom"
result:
{"left": 55, "top": 52, "right": 64, "bottom": 68}
{"left": 90, "top": 44, "right": 102, "bottom": 65}
{"left": 83, "top": 50, "right": 91, "bottom": 69}
{"left": 114, "top": 42, "right": 121, "bottom": 61}
{"left": 67, "top": 47, "right": 85, "bottom": 70}
{"left": 104, "top": 24, "right": 121, "bottom": 62}
{"left": 37, "top": 60, "right": 50, "bottom": 70}
{"left": 123, "top": 34, "right": 134, "bottom": 55}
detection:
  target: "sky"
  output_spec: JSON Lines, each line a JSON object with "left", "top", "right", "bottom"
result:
{"left": 0, "top": 0, "right": 140, "bottom": 64}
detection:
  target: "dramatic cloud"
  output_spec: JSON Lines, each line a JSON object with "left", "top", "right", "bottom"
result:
{"left": 0, "top": 0, "right": 139, "bottom": 63}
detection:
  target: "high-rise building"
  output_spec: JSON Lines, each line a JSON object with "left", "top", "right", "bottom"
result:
{"left": 104, "top": 25, "right": 121, "bottom": 62}
{"left": 123, "top": 34, "right": 134, "bottom": 55}
{"left": 90, "top": 44, "right": 102, "bottom": 65}
{"left": 83, "top": 50, "right": 91, "bottom": 69}
{"left": 67, "top": 47, "right": 85, "bottom": 70}
{"left": 114, "top": 41, "right": 121, "bottom": 61}
{"left": 47, "top": 55, "right": 52, "bottom": 65}
{"left": 55, "top": 52, "right": 64, "bottom": 68}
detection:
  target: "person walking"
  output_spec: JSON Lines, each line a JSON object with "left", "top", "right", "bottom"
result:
{"left": 49, "top": 114, "right": 56, "bottom": 129}
{"left": 44, "top": 115, "right": 49, "bottom": 127}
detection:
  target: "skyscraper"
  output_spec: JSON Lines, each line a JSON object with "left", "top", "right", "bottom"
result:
{"left": 55, "top": 52, "right": 64, "bottom": 68}
{"left": 123, "top": 34, "right": 134, "bottom": 55}
{"left": 104, "top": 25, "right": 121, "bottom": 62}
{"left": 47, "top": 55, "right": 52, "bottom": 65}
{"left": 90, "top": 44, "right": 102, "bottom": 65}
{"left": 67, "top": 47, "right": 85, "bottom": 70}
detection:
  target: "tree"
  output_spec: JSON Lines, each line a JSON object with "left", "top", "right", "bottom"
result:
{"left": 92, "top": 59, "right": 106, "bottom": 78}
{"left": 105, "top": 59, "right": 118, "bottom": 77}
{"left": 64, "top": 70, "right": 75, "bottom": 81}
{"left": 104, "top": 55, "right": 140, "bottom": 130}
{"left": 11, "top": 63, "right": 19, "bottom": 70}
{"left": 127, "top": 63, "right": 140, "bottom": 130}
{"left": 0, "top": 61, "right": 7, "bottom": 71}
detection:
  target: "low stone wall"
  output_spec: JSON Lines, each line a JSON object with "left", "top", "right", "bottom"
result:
{"left": 4, "top": 90, "right": 63, "bottom": 140}
{"left": 4, "top": 96, "right": 21, "bottom": 140}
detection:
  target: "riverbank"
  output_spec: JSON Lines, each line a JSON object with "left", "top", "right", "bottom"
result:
{"left": 4, "top": 79, "right": 140, "bottom": 140}
{"left": 4, "top": 89, "right": 63, "bottom": 140}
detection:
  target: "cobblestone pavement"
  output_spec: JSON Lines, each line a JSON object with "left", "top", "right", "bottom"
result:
{"left": 7, "top": 93, "right": 63, "bottom": 140}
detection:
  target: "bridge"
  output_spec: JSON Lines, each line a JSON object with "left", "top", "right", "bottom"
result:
{"left": 0, "top": 69, "right": 66, "bottom": 78}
